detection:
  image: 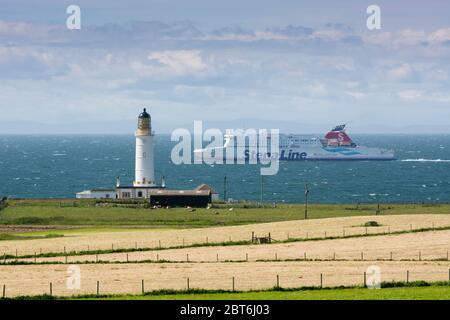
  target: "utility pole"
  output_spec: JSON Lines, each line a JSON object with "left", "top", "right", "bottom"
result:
{"left": 304, "top": 183, "right": 309, "bottom": 220}
{"left": 223, "top": 175, "right": 227, "bottom": 202}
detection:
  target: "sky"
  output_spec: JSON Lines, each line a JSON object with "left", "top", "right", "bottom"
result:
{"left": 1, "top": 0, "right": 450, "bottom": 134}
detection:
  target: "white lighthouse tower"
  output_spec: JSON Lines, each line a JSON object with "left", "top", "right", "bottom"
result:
{"left": 133, "top": 108, "right": 156, "bottom": 187}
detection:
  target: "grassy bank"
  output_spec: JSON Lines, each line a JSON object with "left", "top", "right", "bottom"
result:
{"left": 3, "top": 281, "right": 450, "bottom": 300}
{"left": 1, "top": 200, "right": 449, "bottom": 227}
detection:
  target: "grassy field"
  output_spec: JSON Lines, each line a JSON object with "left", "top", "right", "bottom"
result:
{"left": 1, "top": 200, "right": 449, "bottom": 300}
{"left": 96, "top": 285, "right": 450, "bottom": 300}
{"left": 1, "top": 200, "right": 449, "bottom": 227}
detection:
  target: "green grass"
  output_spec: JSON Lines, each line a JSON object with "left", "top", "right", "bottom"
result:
{"left": 1, "top": 201, "right": 449, "bottom": 228}
{"left": 117, "top": 286, "right": 450, "bottom": 300}
{"left": 4, "top": 282, "right": 450, "bottom": 300}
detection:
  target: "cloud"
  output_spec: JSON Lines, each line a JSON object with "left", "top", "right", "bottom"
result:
{"left": 1, "top": 18, "right": 450, "bottom": 133}
{"left": 386, "top": 63, "right": 413, "bottom": 81}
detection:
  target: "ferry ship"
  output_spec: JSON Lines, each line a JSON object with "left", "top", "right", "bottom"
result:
{"left": 275, "top": 125, "right": 395, "bottom": 161}
{"left": 195, "top": 125, "right": 395, "bottom": 161}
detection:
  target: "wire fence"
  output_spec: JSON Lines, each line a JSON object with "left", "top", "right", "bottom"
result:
{"left": 1, "top": 269, "right": 450, "bottom": 298}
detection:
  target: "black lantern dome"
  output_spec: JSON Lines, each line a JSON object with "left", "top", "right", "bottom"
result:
{"left": 139, "top": 108, "right": 150, "bottom": 118}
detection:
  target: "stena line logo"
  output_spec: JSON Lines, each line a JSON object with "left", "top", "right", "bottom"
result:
{"left": 243, "top": 149, "right": 308, "bottom": 160}
{"left": 280, "top": 150, "right": 308, "bottom": 160}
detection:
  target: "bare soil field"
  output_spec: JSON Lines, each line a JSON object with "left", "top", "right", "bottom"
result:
{"left": 1, "top": 214, "right": 450, "bottom": 256}
{"left": 0, "top": 261, "right": 449, "bottom": 297}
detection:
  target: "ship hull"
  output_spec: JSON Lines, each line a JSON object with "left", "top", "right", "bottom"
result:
{"left": 277, "top": 146, "right": 396, "bottom": 161}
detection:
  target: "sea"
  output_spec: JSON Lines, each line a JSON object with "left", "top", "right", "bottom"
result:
{"left": 0, "top": 134, "right": 449, "bottom": 204}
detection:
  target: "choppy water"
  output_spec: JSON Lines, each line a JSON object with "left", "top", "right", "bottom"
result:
{"left": 0, "top": 134, "right": 449, "bottom": 203}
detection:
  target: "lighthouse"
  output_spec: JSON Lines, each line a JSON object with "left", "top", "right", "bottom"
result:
{"left": 77, "top": 107, "right": 217, "bottom": 206}
{"left": 133, "top": 108, "right": 156, "bottom": 187}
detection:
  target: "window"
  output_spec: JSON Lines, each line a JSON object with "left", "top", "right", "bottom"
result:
{"left": 122, "top": 192, "right": 131, "bottom": 198}
{"left": 138, "top": 191, "right": 143, "bottom": 198}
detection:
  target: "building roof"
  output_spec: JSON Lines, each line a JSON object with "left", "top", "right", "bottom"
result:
{"left": 195, "top": 184, "right": 218, "bottom": 194}
{"left": 149, "top": 189, "right": 211, "bottom": 196}
{"left": 116, "top": 186, "right": 211, "bottom": 196}
{"left": 76, "top": 189, "right": 115, "bottom": 195}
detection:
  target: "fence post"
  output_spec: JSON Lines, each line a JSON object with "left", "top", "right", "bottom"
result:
{"left": 304, "top": 252, "right": 307, "bottom": 261}
{"left": 246, "top": 253, "right": 248, "bottom": 261}
{"left": 159, "top": 240, "right": 161, "bottom": 249}
{"left": 232, "top": 277, "right": 235, "bottom": 292}
{"left": 2, "top": 284, "right": 5, "bottom": 298}
{"left": 447, "top": 251, "right": 449, "bottom": 261}
{"left": 333, "top": 252, "right": 336, "bottom": 261}
{"left": 187, "top": 278, "right": 190, "bottom": 291}
{"left": 419, "top": 251, "right": 421, "bottom": 261}
{"left": 276, "top": 274, "right": 279, "bottom": 288}
{"left": 96, "top": 254, "right": 98, "bottom": 263}
{"left": 320, "top": 274, "right": 323, "bottom": 288}
{"left": 390, "top": 252, "right": 393, "bottom": 261}
{"left": 126, "top": 254, "right": 129, "bottom": 263}
{"left": 361, "top": 252, "right": 364, "bottom": 261}
{"left": 216, "top": 253, "right": 219, "bottom": 262}
{"left": 97, "top": 281, "right": 100, "bottom": 295}
{"left": 364, "top": 272, "right": 367, "bottom": 287}
{"left": 65, "top": 255, "right": 68, "bottom": 264}
{"left": 343, "top": 228, "right": 345, "bottom": 237}
{"left": 187, "top": 254, "right": 189, "bottom": 262}
{"left": 141, "top": 280, "right": 145, "bottom": 295}
{"left": 406, "top": 270, "right": 409, "bottom": 283}
{"left": 34, "top": 252, "right": 37, "bottom": 264}
{"left": 275, "top": 253, "right": 278, "bottom": 261}
{"left": 49, "top": 282, "right": 52, "bottom": 296}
